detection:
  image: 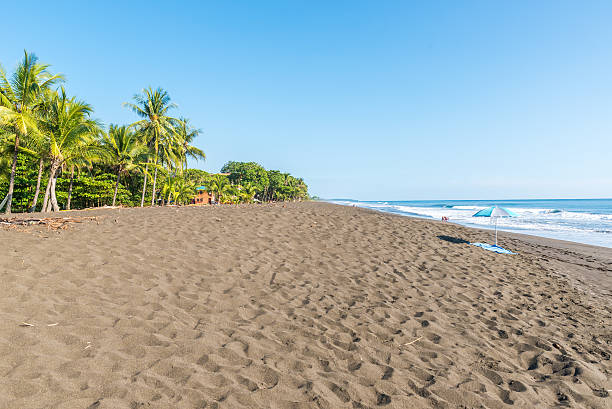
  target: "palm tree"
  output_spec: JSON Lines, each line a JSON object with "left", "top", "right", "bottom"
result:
{"left": 0, "top": 126, "right": 56, "bottom": 211}
{"left": 26, "top": 141, "right": 47, "bottom": 212}
{"left": 172, "top": 176, "right": 195, "bottom": 205}
{"left": 0, "top": 130, "right": 11, "bottom": 209}
{"left": 176, "top": 118, "right": 205, "bottom": 169}
{"left": 222, "top": 184, "right": 239, "bottom": 204}
{"left": 124, "top": 87, "right": 179, "bottom": 206}
{"left": 157, "top": 135, "right": 182, "bottom": 177}
{"left": 206, "top": 174, "right": 229, "bottom": 204}
{"left": 2, "top": 131, "right": 49, "bottom": 212}
{"left": 37, "top": 88, "right": 99, "bottom": 212}
{"left": 100, "top": 124, "right": 146, "bottom": 206}
{"left": 241, "top": 183, "right": 256, "bottom": 203}
{"left": 0, "top": 51, "right": 63, "bottom": 213}
{"left": 161, "top": 173, "right": 176, "bottom": 205}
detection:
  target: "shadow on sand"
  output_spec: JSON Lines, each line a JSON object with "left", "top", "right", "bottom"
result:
{"left": 437, "top": 235, "right": 469, "bottom": 244}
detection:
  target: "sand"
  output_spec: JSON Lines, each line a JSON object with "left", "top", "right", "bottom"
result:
{"left": 0, "top": 202, "right": 610, "bottom": 409}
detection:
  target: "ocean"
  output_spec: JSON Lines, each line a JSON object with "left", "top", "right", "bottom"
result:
{"left": 329, "top": 199, "right": 612, "bottom": 248}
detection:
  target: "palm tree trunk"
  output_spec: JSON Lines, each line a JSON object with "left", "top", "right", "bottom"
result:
{"left": 4, "top": 135, "right": 20, "bottom": 214}
{"left": 42, "top": 172, "right": 52, "bottom": 212}
{"left": 0, "top": 194, "right": 8, "bottom": 211}
{"left": 50, "top": 172, "right": 60, "bottom": 212}
{"left": 66, "top": 165, "right": 75, "bottom": 210}
{"left": 112, "top": 170, "right": 120, "bottom": 206}
{"left": 140, "top": 163, "right": 148, "bottom": 207}
{"left": 29, "top": 157, "right": 44, "bottom": 212}
{"left": 43, "top": 162, "right": 59, "bottom": 212}
{"left": 151, "top": 153, "right": 159, "bottom": 206}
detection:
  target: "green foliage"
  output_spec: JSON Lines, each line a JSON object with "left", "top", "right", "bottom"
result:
{"left": 1, "top": 52, "right": 310, "bottom": 212}
{"left": 0, "top": 51, "right": 64, "bottom": 213}
{"left": 184, "top": 168, "right": 210, "bottom": 186}
{"left": 0, "top": 155, "right": 137, "bottom": 211}
{"left": 0, "top": 153, "right": 311, "bottom": 210}
{"left": 0, "top": 154, "right": 45, "bottom": 212}
{"left": 56, "top": 173, "right": 135, "bottom": 208}
{"left": 204, "top": 174, "right": 230, "bottom": 203}
{"left": 221, "top": 161, "right": 269, "bottom": 198}
{"left": 124, "top": 87, "right": 181, "bottom": 169}
{"left": 160, "top": 173, "right": 197, "bottom": 205}
{"left": 176, "top": 118, "right": 205, "bottom": 167}
{"left": 101, "top": 125, "right": 146, "bottom": 173}
{"left": 173, "top": 177, "right": 196, "bottom": 205}
{"left": 220, "top": 161, "right": 309, "bottom": 202}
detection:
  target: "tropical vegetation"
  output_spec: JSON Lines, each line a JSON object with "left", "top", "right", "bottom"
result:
{"left": 0, "top": 51, "right": 309, "bottom": 213}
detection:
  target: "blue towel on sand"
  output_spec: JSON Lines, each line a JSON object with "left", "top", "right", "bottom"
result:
{"left": 470, "top": 242, "right": 516, "bottom": 254}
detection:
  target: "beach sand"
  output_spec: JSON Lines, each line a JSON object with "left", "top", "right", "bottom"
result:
{"left": 0, "top": 202, "right": 610, "bottom": 408}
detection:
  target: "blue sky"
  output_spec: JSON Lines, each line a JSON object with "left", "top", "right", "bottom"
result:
{"left": 2, "top": 1, "right": 611, "bottom": 200}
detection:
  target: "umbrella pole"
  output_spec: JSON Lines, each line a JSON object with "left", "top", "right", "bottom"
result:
{"left": 495, "top": 218, "right": 498, "bottom": 246}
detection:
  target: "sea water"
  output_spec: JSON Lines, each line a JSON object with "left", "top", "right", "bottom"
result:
{"left": 329, "top": 199, "right": 612, "bottom": 248}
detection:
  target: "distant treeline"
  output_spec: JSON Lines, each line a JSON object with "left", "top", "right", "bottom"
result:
{"left": 0, "top": 51, "right": 308, "bottom": 213}
{"left": 218, "top": 161, "right": 308, "bottom": 202}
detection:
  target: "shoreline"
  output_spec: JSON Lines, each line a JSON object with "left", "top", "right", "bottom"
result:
{"left": 1, "top": 202, "right": 610, "bottom": 408}
{"left": 328, "top": 199, "right": 612, "bottom": 249}
{"left": 332, "top": 201, "right": 612, "bottom": 300}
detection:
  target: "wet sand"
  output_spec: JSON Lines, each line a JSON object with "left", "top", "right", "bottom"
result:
{"left": 0, "top": 202, "right": 610, "bottom": 408}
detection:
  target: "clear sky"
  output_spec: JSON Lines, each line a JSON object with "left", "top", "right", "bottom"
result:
{"left": 2, "top": 1, "right": 611, "bottom": 200}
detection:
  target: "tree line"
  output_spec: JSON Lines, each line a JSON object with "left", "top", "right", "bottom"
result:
{"left": 0, "top": 51, "right": 309, "bottom": 213}
{"left": 187, "top": 162, "right": 309, "bottom": 205}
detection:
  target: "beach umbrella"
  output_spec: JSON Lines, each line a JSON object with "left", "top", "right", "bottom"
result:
{"left": 473, "top": 206, "right": 517, "bottom": 246}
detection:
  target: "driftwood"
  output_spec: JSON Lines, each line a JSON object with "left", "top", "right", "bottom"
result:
{"left": 0, "top": 216, "right": 97, "bottom": 230}
{"left": 403, "top": 336, "right": 423, "bottom": 346}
